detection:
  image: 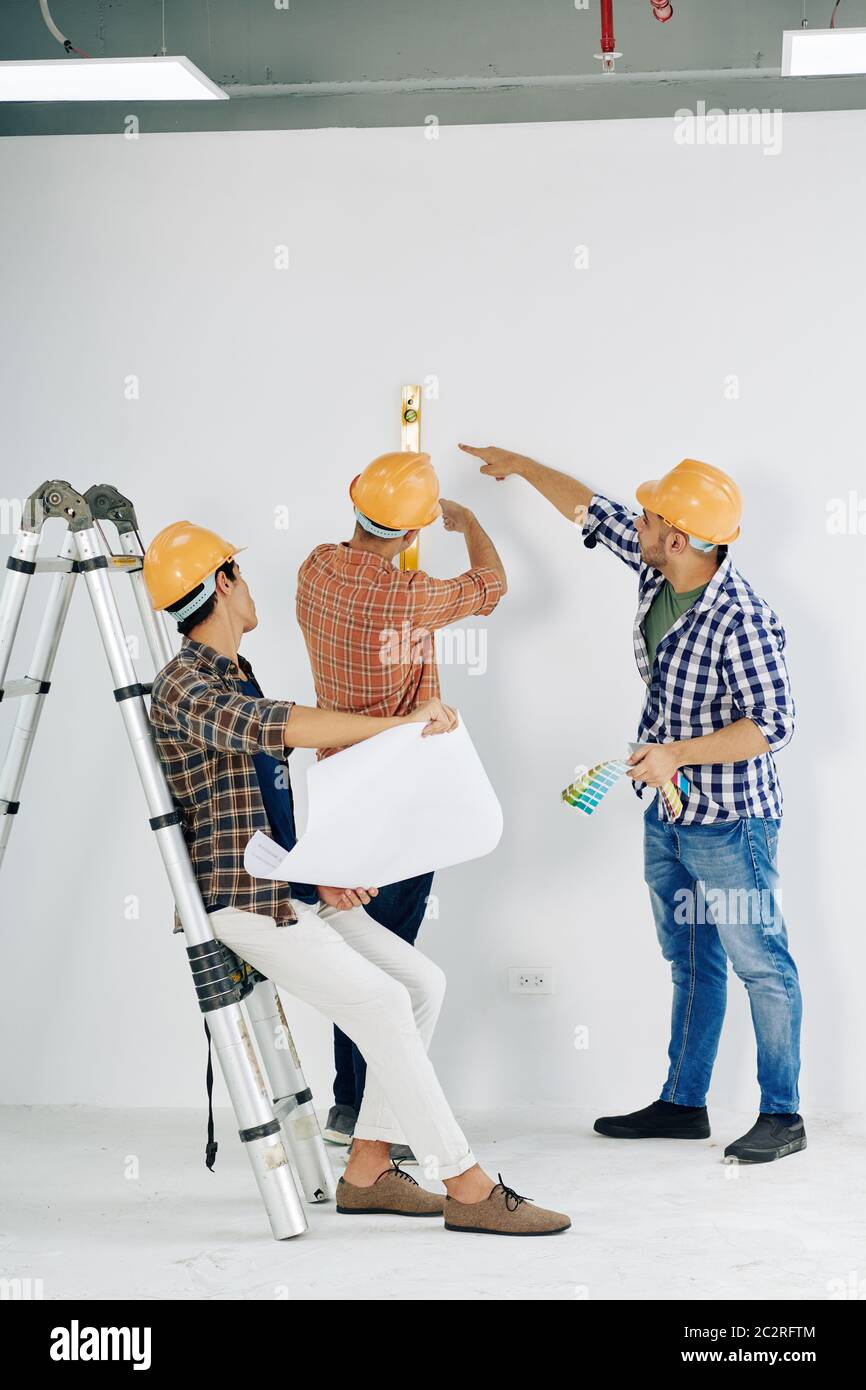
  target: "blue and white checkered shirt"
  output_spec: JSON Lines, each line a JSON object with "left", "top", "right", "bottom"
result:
{"left": 582, "top": 495, "right": 795, "bottom": 824}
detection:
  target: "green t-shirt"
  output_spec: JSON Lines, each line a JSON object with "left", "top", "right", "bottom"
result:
{"left": 642, "top": 580, "right": 708, "bottom": 669}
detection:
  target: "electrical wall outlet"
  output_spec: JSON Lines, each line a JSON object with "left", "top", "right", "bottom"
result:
{"left": 508, "top": 967, "right": 554, "bottom": 995}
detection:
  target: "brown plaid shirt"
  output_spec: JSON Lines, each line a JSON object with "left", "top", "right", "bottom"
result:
{"left": 296, "top": 543, "right": 504, "bottom": 758}
{"left": 149, "top": 639, "right": 299, "bottom": 932}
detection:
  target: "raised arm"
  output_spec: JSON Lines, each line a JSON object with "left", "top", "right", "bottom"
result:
{"left": 458, "top": 441, "right": 645, "bottom": 573}
{"left": 458, "top": 443, "right": 593, "bottom": 523}
{"left": 440, "top": 500, "right": 507, "bottom": 591}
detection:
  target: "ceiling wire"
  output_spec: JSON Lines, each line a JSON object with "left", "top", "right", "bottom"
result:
{"left": 37, "top": 0, "right": 92, "bottom": 58}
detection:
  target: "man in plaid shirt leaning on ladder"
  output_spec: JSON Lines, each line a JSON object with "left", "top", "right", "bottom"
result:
{"left": 296, "top": 450, "right": 507, "bottom": 1159}
{"left": 145, "top": 521, "right": 568, "bottom": 1234}
{"left": 460, "top": 443, "right": 804, "bottom": 1165}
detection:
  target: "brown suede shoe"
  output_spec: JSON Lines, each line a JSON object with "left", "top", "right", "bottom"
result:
{"left": 444, "top": 1173, "right": 571, "bottom": 1236}
{"left": 336, "top": 1160, "right": 445, "bottom": 1217}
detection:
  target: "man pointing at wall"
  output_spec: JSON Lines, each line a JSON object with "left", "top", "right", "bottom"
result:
{"left": 460, "top": 443, "right": 805, "bottom": 1165}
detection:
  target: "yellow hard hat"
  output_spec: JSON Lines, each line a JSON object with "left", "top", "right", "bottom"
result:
{"left": 636, "top": 459, "right": 742, "bottom": 545}
{"left": 143, "top": 521, "right": 245, "bottom": 612}
{"left": 349, "top": 451, "right": 442, "bottom": 533}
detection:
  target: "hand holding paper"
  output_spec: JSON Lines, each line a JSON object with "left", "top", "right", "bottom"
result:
{"left": 244, "top": 718, "right": 503, "bottom": 889}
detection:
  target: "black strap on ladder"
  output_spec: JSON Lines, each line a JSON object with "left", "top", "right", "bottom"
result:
{"left": 204, "top": 1020, "right": 218, "bottom": 1171}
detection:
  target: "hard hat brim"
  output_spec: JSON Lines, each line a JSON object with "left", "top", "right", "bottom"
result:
{"left": 635, "top": 478, "right": 658, "bottom": 513}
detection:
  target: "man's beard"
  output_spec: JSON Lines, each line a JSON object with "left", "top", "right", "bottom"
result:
{"left": 640, "top": 541, "right": 667, "bottom": 570}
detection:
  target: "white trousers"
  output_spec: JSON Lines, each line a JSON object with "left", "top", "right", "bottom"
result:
{"left": 210, "top": 900, "right": 477, "bottom": 1181}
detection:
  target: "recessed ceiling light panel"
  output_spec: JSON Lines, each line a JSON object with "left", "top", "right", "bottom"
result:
{"left": 0, "top": 56, "right": 228, "bottom": 102}
{"left": 782, "top": 27, "right": 866, "bottom": 77}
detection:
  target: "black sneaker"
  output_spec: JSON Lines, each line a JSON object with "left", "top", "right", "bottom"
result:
{"left": 389, "top": 1144, "right": 418, "bottom": 1166}
{"left": 724, "top": 1113, "right": 806, "bottom": 1164}
{"left": 323, "top": 1103, "right": 357, "bottom": 1145}
{"left": 341, "top": 1140, "right": 418, "bottom": 1166}
{"left": 594, "top": 1099, "right": 710, "bottom": 1140}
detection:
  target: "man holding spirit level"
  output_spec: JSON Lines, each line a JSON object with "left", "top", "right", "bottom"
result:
{"left": 296, "top": 450, "right": 507, "bottom": 1159}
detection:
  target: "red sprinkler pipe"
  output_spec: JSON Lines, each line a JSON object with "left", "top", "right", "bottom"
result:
{"left": 598, "top": 1, "right": 672, "bottom": 74}
{"left": 600, "top": 0, "right": 616, "bottom": 57}
{"left": 597, "top": 0, "right": 620, "bottom": 71}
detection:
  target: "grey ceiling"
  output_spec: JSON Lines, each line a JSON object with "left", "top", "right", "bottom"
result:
{"left": 2, "top": 0, "right": 866, "bottom": 136}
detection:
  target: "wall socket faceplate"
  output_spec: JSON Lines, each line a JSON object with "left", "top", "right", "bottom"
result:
{"left": 508, "top": 968, "right": 554, "bottom": 995}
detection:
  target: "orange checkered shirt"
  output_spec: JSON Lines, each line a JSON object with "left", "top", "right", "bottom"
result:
{"left": 296, "top": 543, "right": 504, "bottom": 758}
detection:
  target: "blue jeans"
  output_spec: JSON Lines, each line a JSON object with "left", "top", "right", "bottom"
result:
{"left": 332, "top": 871, "right": 435, "bottom": 1113}
{"left": 643, "top": 807, "right": 802, "bottom": 1114}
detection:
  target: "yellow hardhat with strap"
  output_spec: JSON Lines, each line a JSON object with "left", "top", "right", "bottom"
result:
{"left": 349, "top": 451, "right": 442, "bottom": 536}
{"left": 143, "top": 521, "right": 245, "bottom": 617}
{"left": 636, "top": 459, "right": 742, "bottom": 546}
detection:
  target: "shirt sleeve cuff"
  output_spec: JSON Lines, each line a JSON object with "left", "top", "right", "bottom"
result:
{"left": 751, "top": 713, "right": 795, "bottom": 754}
{"left": 581, "top": 494, "right": 609, "bottom": 543}
{"left": 471, "top": 567, "right": 506, "bottom": 616}
{"left": 259, "top": 699, "right": 295, "bottom": 756}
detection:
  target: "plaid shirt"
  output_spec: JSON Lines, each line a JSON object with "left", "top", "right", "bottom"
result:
{"left": 149, "top": 639, "right": 299, "bottom": 931}
{"left": 296, "top": 543, "right": 504, "bottom": 758}
{"left": 582, "top": 495, "right": 795, "bottom": 824}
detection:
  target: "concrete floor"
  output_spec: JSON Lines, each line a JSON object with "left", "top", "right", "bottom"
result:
{"left": 1, "top": 1105, "right": 862, "bottom": 1301}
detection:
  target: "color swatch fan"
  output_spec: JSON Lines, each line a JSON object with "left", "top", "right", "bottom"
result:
{"left": 659, "top": 769, "right": 689, "bottom": 819}
{"left": 561, "top": 759, "right": 631, "bottom": 815}
{"left": 561, "top": 754, "right": 688, "bottom": 819}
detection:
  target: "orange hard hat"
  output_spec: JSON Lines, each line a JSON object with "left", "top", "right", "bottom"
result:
{"left": 143, "top": 521, "right": 246, "bottom": 611}
{"left": 349, "top": 451, "right": 442, "bottom": 532}
{"left": 636, "top": 459, "right": 742, "bottom": 545}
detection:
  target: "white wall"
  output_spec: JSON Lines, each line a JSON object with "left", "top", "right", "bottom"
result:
{"left": 1, "top": 113, "right": 863, "bottom": 1118}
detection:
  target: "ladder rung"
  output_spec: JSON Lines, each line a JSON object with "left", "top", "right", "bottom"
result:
{"left": 0, "top": 677, "right": 50, "bottom": 700}
{"left": 24, "top": 556, "right": 139, "bottom": 574}
{"left": 34, "top": 558, "right": 75, "bottom": 573}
